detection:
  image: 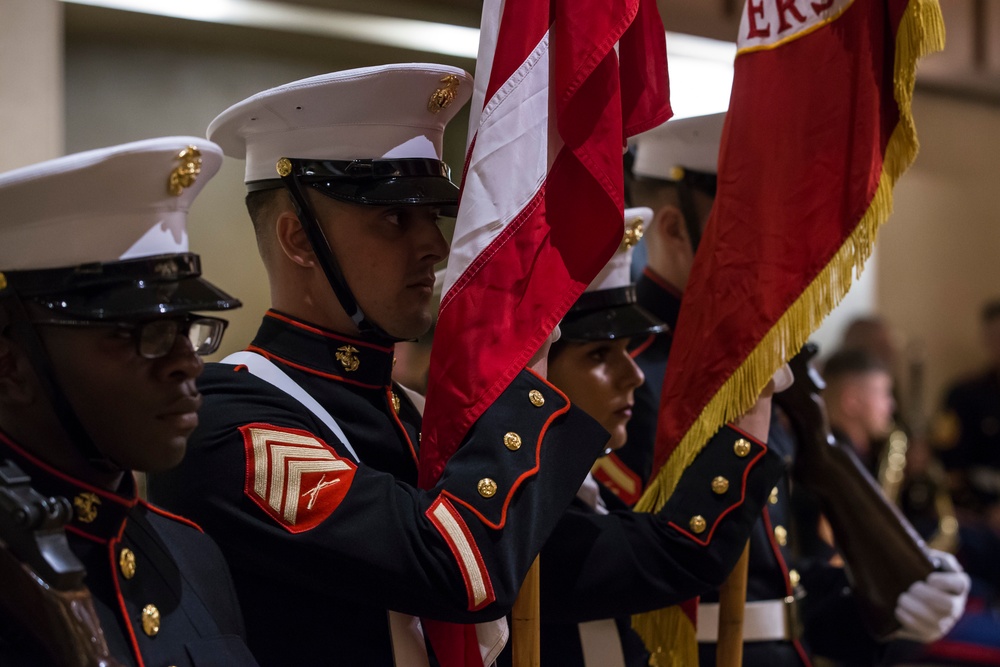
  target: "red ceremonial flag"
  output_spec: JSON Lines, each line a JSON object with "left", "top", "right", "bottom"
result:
{"left": 417, "top": 0, "right": 670, "bottom": 664}
{"left": 631, "top": 0, "right": 944, "bottom": 661}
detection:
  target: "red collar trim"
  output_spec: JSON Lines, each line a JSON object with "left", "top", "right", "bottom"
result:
{"left": 0, "top": 429, "right": 138, "bottom": 543}
{"left": 246, "top": 345, "right": 386, "bottom": 390}
{"left": 0, "top": 430, "right": 138, "bottom": 508}
{"left": 265, "top": 310, "right": 393, "bottom": 353}
{"left": 642, "top": 267, "right": 683, "bottom": 298}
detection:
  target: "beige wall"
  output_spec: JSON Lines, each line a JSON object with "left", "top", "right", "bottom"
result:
{"left": 0, "top": 0, "right": 63, "bottom": 168}
{"left": 877, "top": 92, "right": 1000, "bottom": 420}
{"left": 64, "top": 8, "right": 472, "bottom": 358}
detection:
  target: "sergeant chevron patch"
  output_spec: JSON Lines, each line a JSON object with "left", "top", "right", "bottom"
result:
{"left": 239, "top": 423, "right": 356, "bottom": 533}
{"left": 591, "top": 453, "right": 643, "bottom": 506}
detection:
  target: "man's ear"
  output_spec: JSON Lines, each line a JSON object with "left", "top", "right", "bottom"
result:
{"left": 647, "top": 205, "right": 675, "bottom": 245}
{"left": 274, "top": 211, "right": 316, "bottom": 268}
{"left": 656, "top": 204, "right": 690, "bottom": 245}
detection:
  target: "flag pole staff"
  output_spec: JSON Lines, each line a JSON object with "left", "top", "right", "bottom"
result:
{"left": 511, "top": 557, "right": 541, "bottom": 667}
{"left": 715, "top": 543, "right": 749, "bottom": 667}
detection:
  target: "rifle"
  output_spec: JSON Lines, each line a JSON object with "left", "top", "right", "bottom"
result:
{"left": 774, "top": 344, "right": 934, "bottom": 639}
{"left": 0, "top": 459, "right": 123, "bottom": 667}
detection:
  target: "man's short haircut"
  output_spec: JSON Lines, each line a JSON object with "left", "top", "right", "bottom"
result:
{"left": 245, "top": 188, "right": 283, "bottom": 232}
{"left": 822, "top": 348, "right": 888, "bottom": 385}
{"left": 980, "top": 299, "right": 1000, "bottom": 323}
{"left": 244, "top": 188, "right": 293, "bottom": 258}
{"left": 624, "top": 152, "right": 712, "bottom": 251}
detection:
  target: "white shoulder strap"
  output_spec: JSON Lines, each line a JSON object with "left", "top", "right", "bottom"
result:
{"left": 220, "top": 351, "right": 359, "bottom": 463}
{"left": 578, "top": 619, "right": 626, "bottom": 667}
{"left": 224, "top": 352, "right": 509, "bottom": 666}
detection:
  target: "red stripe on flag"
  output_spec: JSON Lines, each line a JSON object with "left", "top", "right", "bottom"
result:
{"left": 421, "top": 0, "right": 669, "bottom": 488}
{"left": 418, "top": 2, "right": 670, "bottom": 664}
{"left": 485, "top": 0, "right": 550, "bottom": 103}
{"left": 422, "top": 149, "right": 623, "bottom": 487}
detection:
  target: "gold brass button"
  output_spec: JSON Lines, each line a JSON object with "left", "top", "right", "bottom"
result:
{"left": 478, "top": 478, "right": 498, "bottom": 498}
{"left": 789, "top": 569, "right": 801, "bottom": 587}
{"left": 689, "top": 515, "right": 707, "bottom": 534}
{"left": 141, "top": 604, "right": 160, "bottom": 637}
{"left": 733, "top": 439, "right": 752, "bottom": 457}
{"left": 119, "top": 548, "right": 136, "bottom": 580}
{"left": 711, "top": 476, "right": 729, "bottom": 495}
{"left": 391, "top": 391, "right": 401, "bottom": 414}
{"left": 503, "top": 432, "right": 522, "bottom": 451}
{"left": 528, "top": 389, "right": 545, "bottom": 407}
{"left": 769, "top": 486, "right": 779, "bottom": 504}
{"left": 0, "top": 272, "right": 6, "bottom": 290}
{"left": 774, "top": 525, "right": 788, "bottom": 546}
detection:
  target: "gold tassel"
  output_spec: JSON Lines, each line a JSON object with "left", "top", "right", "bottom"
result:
{"left": 632, "top": 607, "right": 698, "bottom": 667}
{"left": 631, "top": 1, "right": 944, "bottom": 661}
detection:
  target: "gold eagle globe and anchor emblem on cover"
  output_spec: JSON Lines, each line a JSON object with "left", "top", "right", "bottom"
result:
{"left": 167, "top": 145, "right": 202, "bottom": 196}
{"left": 427, "top": 75, "right": 461, "bottom": 114}
{"left": 621, "top": 215, "right": 645, "bottom": 251}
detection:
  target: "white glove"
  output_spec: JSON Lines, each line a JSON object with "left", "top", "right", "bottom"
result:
{"left": 893, "top": 549, "right": 970, "bottom": 643}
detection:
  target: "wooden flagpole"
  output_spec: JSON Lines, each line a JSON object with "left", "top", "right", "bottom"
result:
{"left": 511, "top": 557, "right": 541, "bottom": 667}
{"left": 716, "top": 542, "right": 750, "bottom": 667}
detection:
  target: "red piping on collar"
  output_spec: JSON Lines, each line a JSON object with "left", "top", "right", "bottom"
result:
{"left": 265, "top": 310, "right": 394, "bottom": 353}
{"left": 0, "top": 430, "right": 139, "bottom": 508}
{"left": 642, "top": 267, "right": 683, "bottom": 298}
{"left": 246, "top": 345, "right": 386, "bottom": 391}
{"left": 629, "top": 334, "right": 656, "bottom": 359}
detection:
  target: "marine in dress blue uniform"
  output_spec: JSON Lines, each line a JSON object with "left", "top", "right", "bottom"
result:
{"left": 933, "top": 301, "right": 1000, "bottom": 519}
{"left": 147, "top": 65, "right": 610, "bottom": 666}
{"left": 623, "top": 114, "right": 969, "bottom": 666}
{"left": 493, "top": 209, "right": 787, "bottom": 667}
{"left": 0, "top": 138, "right": 257, "bottom": 666}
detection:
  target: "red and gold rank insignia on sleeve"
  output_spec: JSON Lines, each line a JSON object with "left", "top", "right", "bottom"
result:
{"left": 239, "top": 423, "right": 357, "bottom": 533}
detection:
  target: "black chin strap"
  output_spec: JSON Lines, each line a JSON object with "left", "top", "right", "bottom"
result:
{"left": 278, "top": 175, "right": 401, "bottom": 345}
{"left": 1, "top": 294, "right": 119, "bottom": 471}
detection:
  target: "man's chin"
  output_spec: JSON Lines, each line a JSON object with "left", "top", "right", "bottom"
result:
{"left": 380, "top": 313, "right": 434, "bottom": 341}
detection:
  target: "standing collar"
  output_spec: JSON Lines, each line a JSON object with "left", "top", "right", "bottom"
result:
{"left": 636, "top": 268, "right": 683, "bottom": 329}
{"left": 0, "top": 429, "right": 137, "bottom": 543}
{"left": 249, "top": 310, "right": 396, "bottom": 389}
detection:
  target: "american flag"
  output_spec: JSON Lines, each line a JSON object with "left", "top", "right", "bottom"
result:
{"left": 418, "top": 0, "right": 670, "bottom": 664}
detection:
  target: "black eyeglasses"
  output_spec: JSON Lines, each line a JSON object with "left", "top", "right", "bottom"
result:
{"left": 29, "top": 314, "right": 229, "bottom": 360}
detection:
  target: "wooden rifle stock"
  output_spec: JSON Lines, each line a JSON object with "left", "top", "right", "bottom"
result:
{"left": 0, "top": 460, "right": 123, "bottom": 667}
{"left": 774, "top": 344, "right": 933, "bottom": 640}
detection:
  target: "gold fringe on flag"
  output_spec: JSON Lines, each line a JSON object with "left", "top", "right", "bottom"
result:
{"left": 631, "top": 1, "right": 945, "bottom": 663}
